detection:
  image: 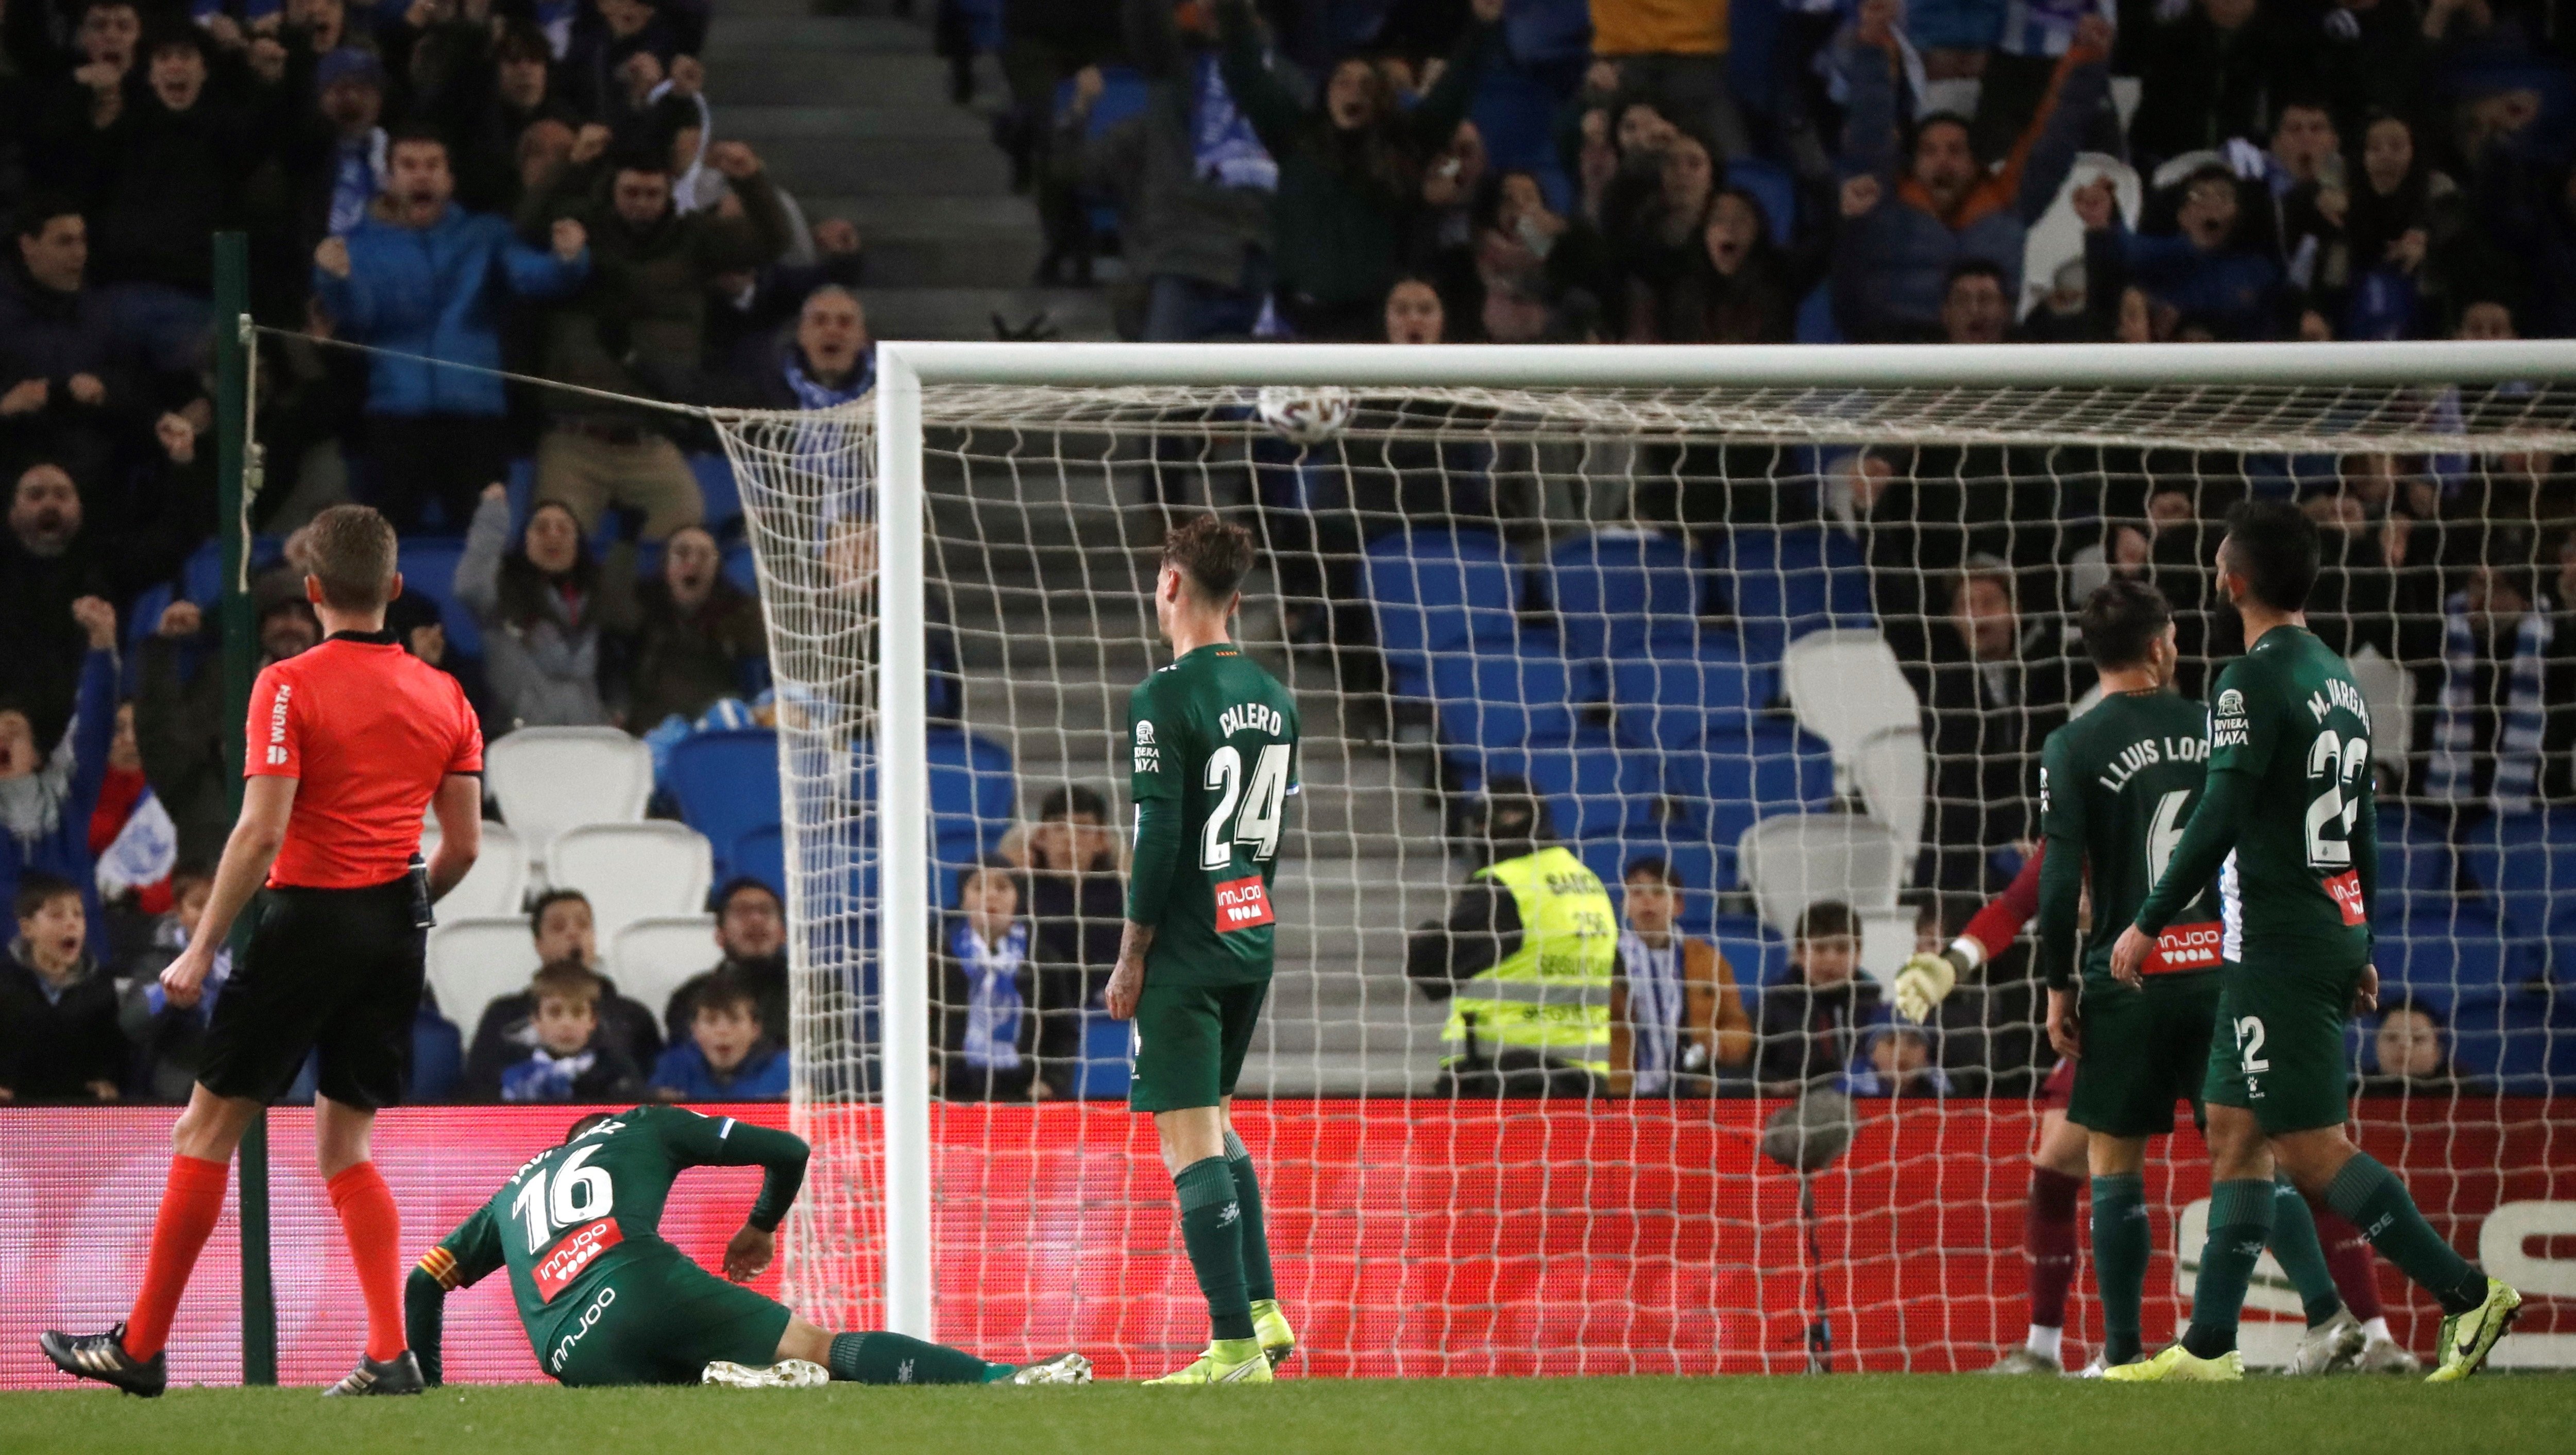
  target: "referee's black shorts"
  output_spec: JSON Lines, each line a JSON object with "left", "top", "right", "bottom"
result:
{"left": 199, "top": 876, "right": 426, "bottom": 1110}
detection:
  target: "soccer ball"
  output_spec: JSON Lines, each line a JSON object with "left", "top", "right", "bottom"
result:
{"left": 1255, "top": 386, "right": 1354, "bottom": 447}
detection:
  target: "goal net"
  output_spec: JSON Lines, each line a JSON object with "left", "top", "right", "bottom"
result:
{"left": 724, "top": 343, "right": 2576, "bottom": 1376}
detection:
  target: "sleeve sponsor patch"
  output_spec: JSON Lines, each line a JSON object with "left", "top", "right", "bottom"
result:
{"left": 1132, "top": 719, "right": 1161, "bottom": 774}
{"left": 2210, "top": 687, "right": 2250, "bottom": 749}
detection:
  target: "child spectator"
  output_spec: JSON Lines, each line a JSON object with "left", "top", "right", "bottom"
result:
{"left": 650, "top": 968, "right": 789, "bottom": 1101}
{"left": 1, "top": 596, "right": 118, "bottom": 923}
{"left": 118, "top": 862, "right": 217, "bottom": 1102}
{"left": 495, "top": 959, "right": 645, "bottom": 1104}
{"left": 1755, "top": 900, "right": 1884, "bottom": 1093}
{"left": 934, "top": 859, "right": 1046, "bottom": 1102}
{"left": 661, "top": 877, "right": 790, "bottom": 1045}
{"left": 455, "top": 485, "right": 621, "bottom": 729}
{"left": 2359, "top": 998, "right": 2478, "bottom": 1095}
{"left": 0, "top": 871, "right": 125, "bottom": 1102}
{"left": 1850, "top": 1022, "right": 1955, "bottom": 1096}
{"left": 460, "top": 889, "right": 664, "bottom": 1096}
{"left": 1610, "top": 856, "right": 1752, "bottom": 1096}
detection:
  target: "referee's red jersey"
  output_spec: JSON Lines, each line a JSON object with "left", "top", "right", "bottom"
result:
{"left": 245, "top": 630, "right": 483, "bottom": 889}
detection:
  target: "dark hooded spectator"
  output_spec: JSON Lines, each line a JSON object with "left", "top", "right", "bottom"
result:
{"left": 1634, "top": 184, "right": 1804, "bottom": 343}
{"left": 433, "top": 18, "right": 588, "bottom": 214}
{"left": 2077, "top": 167, "right": 2282, "bottom": 340}
{"left": 1610, "top": 125, "right": 1718, "bottom": 339}
{"left": 132, "top": 596, "right": 320, "bottom": 870}
{"left": 661, "top": 876, "right": 790, "bottom": 1045}
{"left": 386, "top": 588, "right": 501, "bottom": 749}
{"left": 0, "top": 597, "right": 115, "bottom": 926}
{"left": 604, "top": 522, "right": 767, "bottom": 729}
{"left": 1053, "top": 0, "right": 1278, "bottom": 343}
{"left": 559, "top": 0, "right": 685, "bottom": 131}
{"left": 51, "top": 23, "right": 273, "bottom": 297}
{"left": 316, "top": 129, "right": 592, "bottom": 533}
{"left": 0, "top": 197, "right": 157, "bottom": 485}
{"left": 2124, "top": 0, "right": 2297, "bottom": 172}
{"left": 1905, "top": 556, "right": 2080, "bottom": 888}
{"left": 1214, "top": 0, "right": 1502, "bottom": 340}
{"left": 456, "top": 484, "right": 623, "bottom": 729}
{"left": 520, "top": 133, "right": 790, "bottom": 539}
{"left": 1831, "top": 6, "right": 2109, "bottom": 341}
{"left": 0, "top": 872, "right": 126, "bottom": 1102}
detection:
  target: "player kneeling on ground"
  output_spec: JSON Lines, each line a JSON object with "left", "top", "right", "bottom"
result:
{"left": 406, "top": 1106, "right": 1090, "bottom": 1389}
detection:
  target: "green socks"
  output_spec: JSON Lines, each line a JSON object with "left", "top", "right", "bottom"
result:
{"left": 826, "top": 1331, "right": 1008, "bottom": 1385}
{"left": 1175, "top": 1155, "right": 1256, "bottom": 1343}
{"left": 2181, "top": 1178, "right": 2275, "bottom": 1359}
{"left": 2325, "top": 1153, "right": 2486, "bottom": 1315}
{"left": 2089, "top": 1173, "right": 2149, "bottom": 1366}
{"left": 2266, "top": 1174, "right": 2344, "bottom": 1328}
{"left": 1224, "top": 1129, "right": 1277, "bottom": 1305}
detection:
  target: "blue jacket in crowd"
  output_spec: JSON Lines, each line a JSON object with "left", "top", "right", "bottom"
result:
{"left": 2097, "top": 225, "right": 2284, "bottom": 341}
{"left": 312, "top": 202, "right": 589, "bottom": 419}
{"left": 0, "top": 648, "right": 116, "bottom": 924}
{"left": 649, "top": 1037, "right": 790, "bottom": 1101}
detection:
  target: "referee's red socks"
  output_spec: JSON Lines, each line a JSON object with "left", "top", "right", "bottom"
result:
{"left": 127, "top": 1154, "right": 231, "bottom": 1360}
{"left": 326, "top": 1162, "right": 406, "bottom": 1362}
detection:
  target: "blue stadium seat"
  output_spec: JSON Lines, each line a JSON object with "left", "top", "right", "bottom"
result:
{"left": 1545, "top": 529, "right": 1701, "bottom": 663}
{"left": 731, "top": 823, "right": 785, "bottom": 900}
{"left": 181, "top": 534, "right": 285, "bottom": 606}
{"left": 1484, "top": 737, "right": 1661, "bottom": 841}
{"left": 667, "top": 729, "right": 783, "bottom": 878}
{"left": 1504, "top": 0, "right": 1595, "bottom": 62}
{"left": 1708, "top": 525, "right": 1872, "bottom": 661}
{"left": 1607, "top": 636, "right": 1774, "bottom": 750}
{"left": 689, "top": 452, "right": 742, "bottom": 528}
{"left": 2374, "top": 899, "right": 2524, "bottom": 1001}
{"left": 1794, "top": 280, "right": 1842, "bottom": 343}
{"left": 1431, "top": 644, "right": 1591, "bottom": 750}
{"left": 2444, "top": 990, "right": 2560, "bottom": 1094}
{"left": 1724, "top": 155, "right": 1798, "bottom": 248}
{"left": 1470, "top": 63, "right": 1563, "bottom": 175}
{"left": 396, "top": 535, "right": 478, "bottom": 658}
{"left": 1365, "top": 530, "right": 1524, "bottom": 696}
{"left": 722, "top": 541, "right": 758, "bottom": 596}
{"left": 2461, "top": 808, "right": 2576, "bottom": 974}
{"left": 1709, "top": 911, "right": 1792, "bottom": 987}
{"left": 1591, "top": 836, "right": 1731, "bottom": 929}
{"left": 1660, "top": 715, "right": 1837, "bottom": 867}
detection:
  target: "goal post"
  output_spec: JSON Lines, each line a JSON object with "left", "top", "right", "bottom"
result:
{"left": 727, "top": 339, "right": 2576, "bottom": 1369}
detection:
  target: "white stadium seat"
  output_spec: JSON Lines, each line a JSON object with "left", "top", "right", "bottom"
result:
{"left": 1782, "top": 630, "right": 1921, "bottom": 790}
{"left": 419, "top": 820, "right": 526, "bottom": 921}
{"left": 426, "top": 915, "right": 541, "bottom": 1033}
{"left": 610, "top": 916, "right": 722, "bottom": 1025}
{"left": 548, "top": 822, "right": 715, "bottom": 940}
{"left": 482, "top": 727, "right": 654, "bottom": 870}
{"left": 1848, "top": 726, "right": 1927, "bottom": 884}
{"left": 2346, "top": 644, "right": 2414, "bottom": 777}
{"left": 1736, "top": 813, "right": 1908, "bottom": 939}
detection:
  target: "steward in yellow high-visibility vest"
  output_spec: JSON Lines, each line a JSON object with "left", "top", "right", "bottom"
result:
{"left": 1404, "top": 782, "right": 1615, "bottom": 1097}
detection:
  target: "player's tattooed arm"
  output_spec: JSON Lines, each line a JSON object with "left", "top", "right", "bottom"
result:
{"left": 1107, "top": 921, "right": 1155, "bottom": 1021}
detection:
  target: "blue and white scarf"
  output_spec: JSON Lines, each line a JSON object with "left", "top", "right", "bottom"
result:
{"left": 328, "top": 128, "right": 388, "bottom": 238}
{"left": 1192, "top": 53, "right": 1276, "bottom": 192}
{"left": 502, "top": 1046, "right": 597, "bottom": 1102}
{"left": 784, "top": 350, "right": 872, "bottom": 412}
{"left": 2425, "top": 591, "right": 2553, "bottom": 814}
{"left": 1618, "top": 930, "right": 1687, "bottom": 1096}
{"left": 952, "top": 917, "right": 1030, "bottom": 1072}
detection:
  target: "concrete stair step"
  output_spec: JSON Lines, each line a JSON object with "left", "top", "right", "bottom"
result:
{"left": 862, "top": 285, "right": 1116, "bottom": 343}
{"left": 704, "top": 50, "right": 957, "bottom": 106}
{"left": 745, "top": 135, "right": 1011, "bottom": 197}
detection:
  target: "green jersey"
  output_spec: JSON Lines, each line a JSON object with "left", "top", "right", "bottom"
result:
{"left": 1125, "top": 641, "right": 1301, "bottom": 987}
{"left": 2136, "top": 625, "right": 2378, "bottom": 963}
{"left": 2037, "top": 689, "right": 2225, "bottom": 991}
{"left": 416, "top": 1106, "right": 808, "bottom": 1357}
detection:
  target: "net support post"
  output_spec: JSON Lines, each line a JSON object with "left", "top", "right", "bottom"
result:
{"left": 873, "top": 344, "right": 935, "bottom": 1340}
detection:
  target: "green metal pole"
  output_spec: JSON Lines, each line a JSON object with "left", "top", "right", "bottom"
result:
{"left": 213, "top": 232, "right": 276, "bottom": 1387}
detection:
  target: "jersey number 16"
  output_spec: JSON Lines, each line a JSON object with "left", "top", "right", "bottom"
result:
{"left": 511, "top": 1144, "right": 616, "bottom": 1254}
{"left": 1201, "top": 743, "right": 1291, "bottom": 869}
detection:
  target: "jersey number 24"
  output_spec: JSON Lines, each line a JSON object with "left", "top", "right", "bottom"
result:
{"left": 1201, "top": 743, "right": 1291, "bottom": 869}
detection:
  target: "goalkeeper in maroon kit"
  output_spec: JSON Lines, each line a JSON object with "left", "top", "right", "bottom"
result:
{"left": 407, "top": 1106, "right": 1091, "bottom": 1388}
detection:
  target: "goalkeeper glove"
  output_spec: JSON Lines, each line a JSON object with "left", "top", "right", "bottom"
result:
{"left": 1892, "top": 949, "right": 1963, "bottom": 1023}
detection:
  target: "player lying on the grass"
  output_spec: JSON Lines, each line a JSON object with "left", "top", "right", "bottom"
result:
{"left": 1898, "top": 711, "right": 2409, "bottom": 1378}
{"left": 405, "top": 1106, "right": 1091, "bottom": 1389}
{"left": 2104, "top": 502, "right": 2521, "bottom": 1384}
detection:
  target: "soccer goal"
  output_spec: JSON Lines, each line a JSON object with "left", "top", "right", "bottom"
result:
{"left": 716, "top": 341, "right": 2576, "bottom": 1377}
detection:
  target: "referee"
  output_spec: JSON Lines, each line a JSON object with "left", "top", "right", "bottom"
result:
{"left": 42, "top": 505, "right": 485, "bottom": 1398}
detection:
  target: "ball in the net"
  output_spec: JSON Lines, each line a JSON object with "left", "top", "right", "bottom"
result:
{"left": 1255, "top": 385, "right": 1354, "bottom": 446}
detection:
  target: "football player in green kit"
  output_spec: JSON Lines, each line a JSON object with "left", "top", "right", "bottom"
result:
{"left": 2036, "top": 580, "right": 2361, "bottom": 1376}
{"left": 2104, "top": 500, "right": 2520, "bottom": 1384}
{"left": 405, "top": 1106, "right": 1092, "bottom": 1389}
{"left": 1108, "top": 516, "right": 1301, "bottom": 1385}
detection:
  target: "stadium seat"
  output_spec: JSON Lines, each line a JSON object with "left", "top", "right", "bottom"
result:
{"left": 1662, "top": 716, "right": 1838, "bottom": 870}
{"left": 1706, "top": 911, "right": 1791, "bottom": 988}
{"left": 180, "top": 533, "right": 284, "bottom": 606}
{"left": 2346, "top": 645, "right": 2414, "bottom": 775}
{"left": 732, "top": 822, "right": 786, "bottom": 900}
{"left": 609, "top": 915, "right": 721, "bottom": 1024}
{"left": 1737, "top": 813, "right": 1908, "bottom": 938}
{"left": 2461, "top": 809, "right": 2576, "bottom": 973}
{"left": 547, "top": 822, "right": 715, "bottom": 940}
{"left": 2444, "top": 989, "right": 2561, "bottom": 1093}
{"left": 426, "top": 916, "right": 543, "bottom": 1035}
{"left": 1484, "top": 736, "right": 1661, "bottom": 841}
{"left": 849, "top": 728, "right": 1018, "bottom": 865}
{"left": 689, "top": 453, "right": 742, "bottom": 528}
{"left": 1780, "top": 630, "right": 1920, "bottom": 785}
{"left": 1363, "top": 530, "right": 1524, "bottom": 697}
{"left": 1848, "top": 727, "right": 1928, "bottom": 882}
{"left": 1545, "top": 529, "right": 1702, "bottom": 663}
{"left": 396, "top": 535, "right": 477, "bottom": 657}
{"left": 1724, "top": 156, "right": 1799, "bottom": 248}
{"left": 420, "top": 819, "right": 525, "bottom": 920}
{"left": 484, "top": 727, "right": 655, "bottom": 870}
{"left": 1711, "top": 526, "right": 1873, "bottom": 661}
{"left": 1594, "top": 836, "right": 1730, "bottom": 932}
{"left": 1431, "top": 645, "right": 1590, "bottom": 751}
{"left": 667, "top": 728, "right": 783, "bottom": 876}
{"left": 2374, "top": 899, "right": 2523, "bottom": 1002}
{"left": 723, "top": 541, "right": 758, "bottom": 596}
{"left": 1607, "top": 637, "right": 1773, "bottom": 750}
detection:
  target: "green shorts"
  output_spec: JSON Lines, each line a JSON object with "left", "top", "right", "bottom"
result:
{"left": 1129, "top": 978, "right": 1268, "bottom": 1113}
{"left": 539, "top": 1247, "right": 792, "bottom": 1386}
{"left": 2065, "top": 973, "right": 2219, "bottom": 1139}
{"left": 2200, "top": 951, "right": 2364, "bottom": 1135}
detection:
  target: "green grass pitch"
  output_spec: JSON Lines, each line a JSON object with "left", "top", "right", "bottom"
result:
{"left": 6, "top": 1375, "right": 2574, "bottom": 1455}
